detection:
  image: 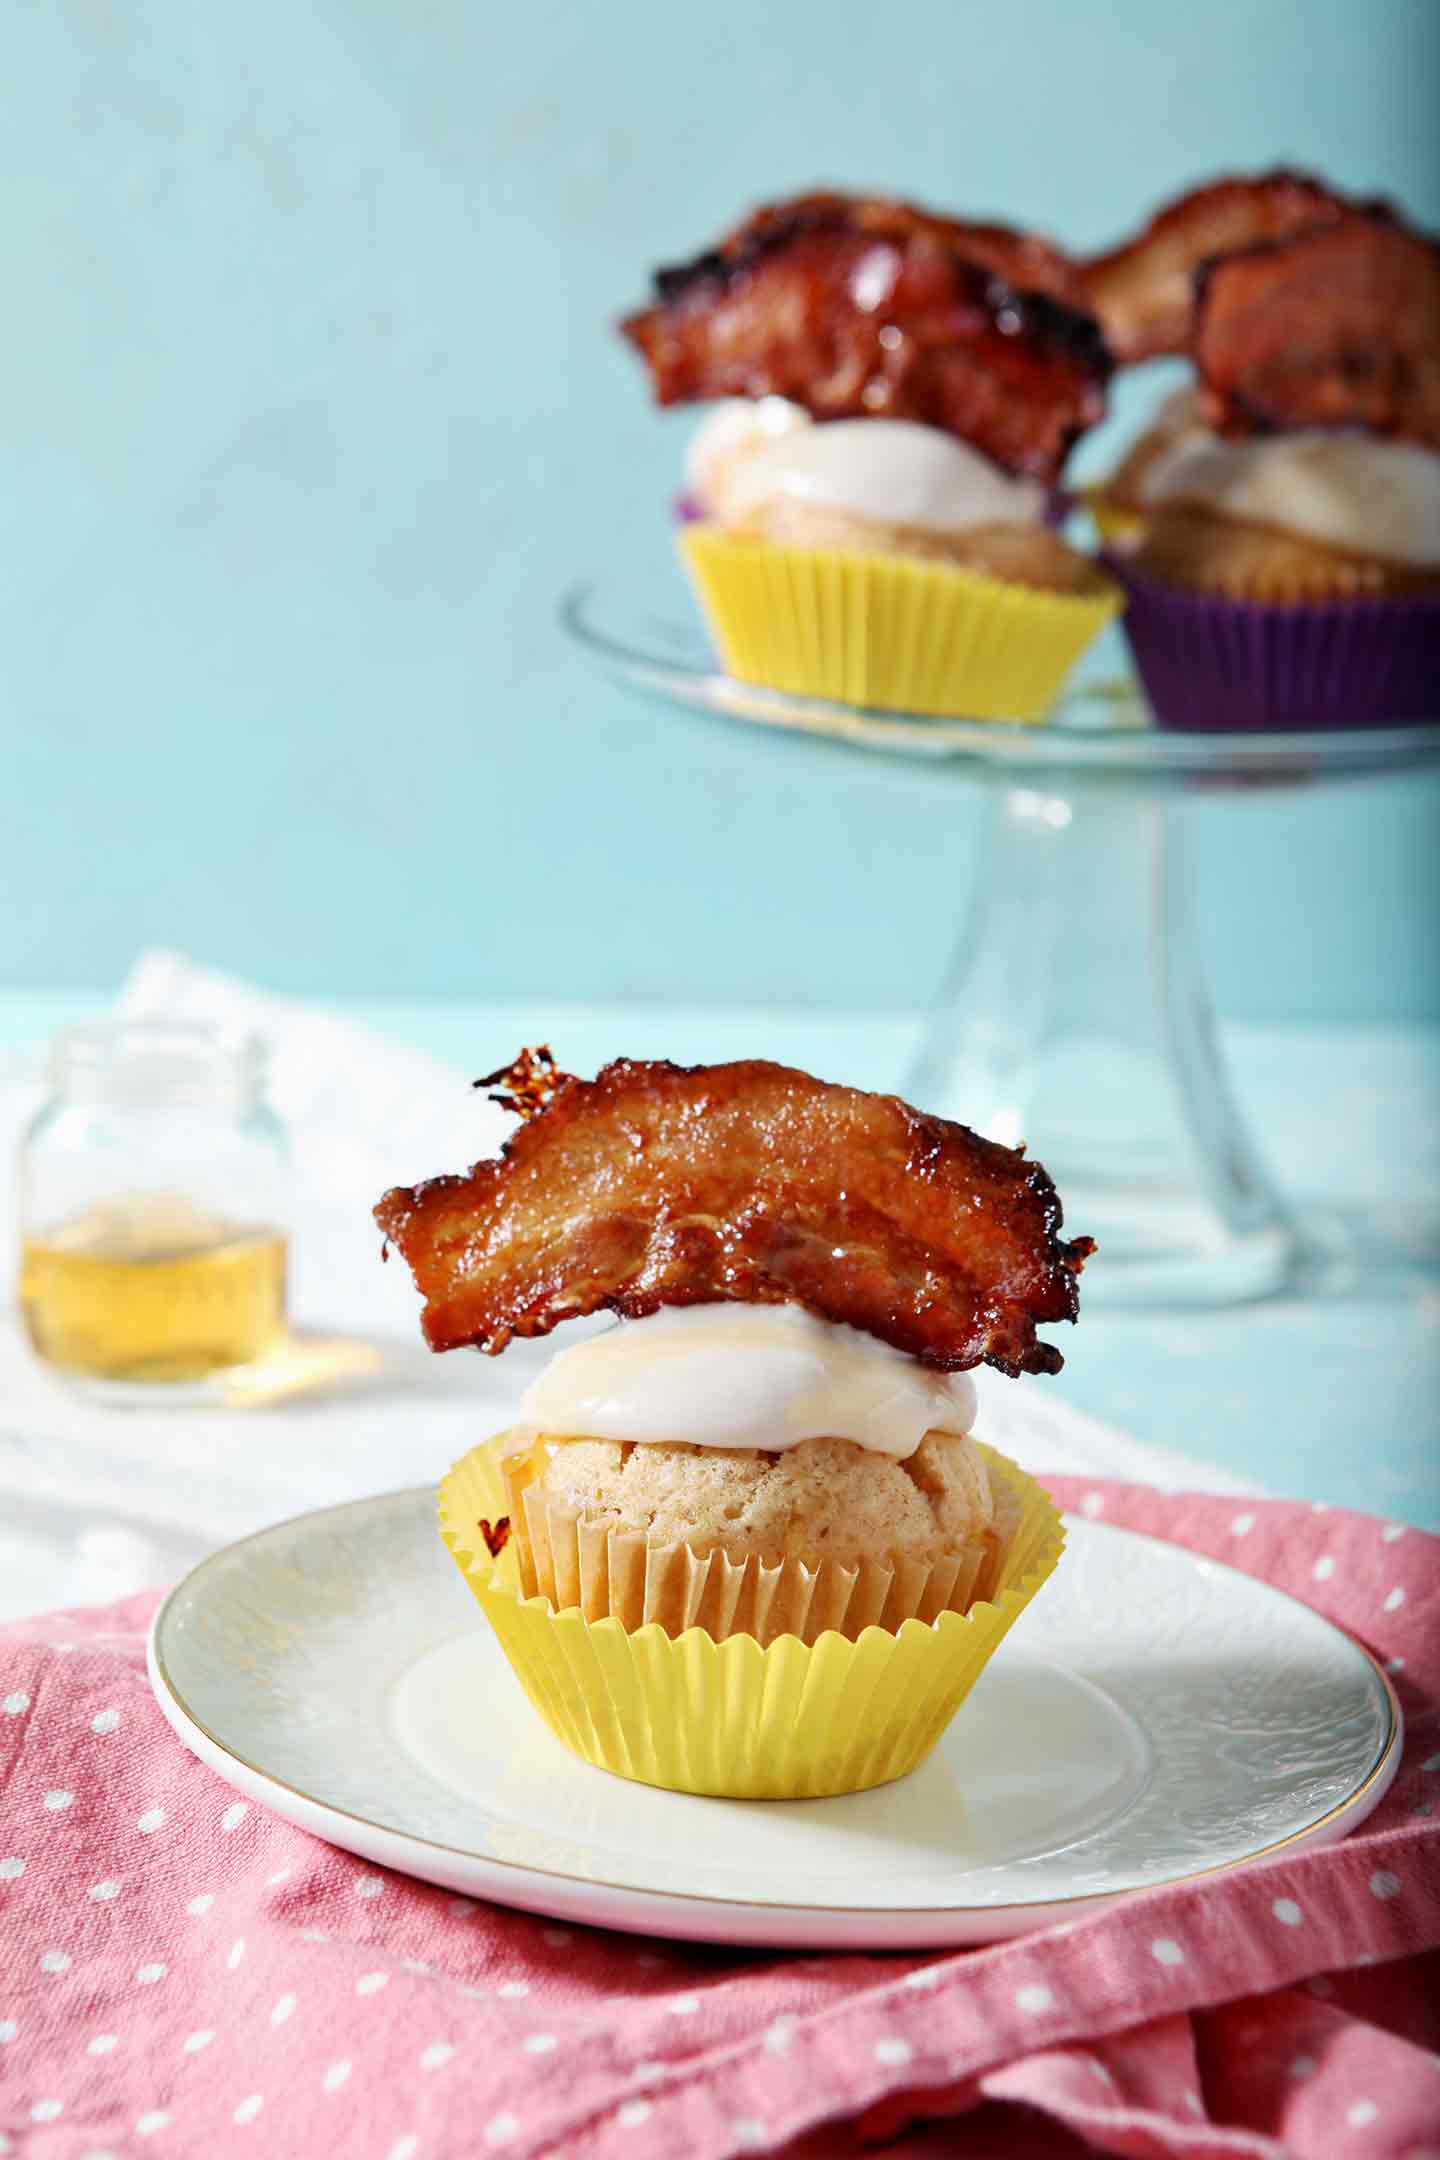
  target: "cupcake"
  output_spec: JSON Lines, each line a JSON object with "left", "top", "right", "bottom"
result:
{"left": 1080, "top": 169, "right": 1363, "bottom": 544}
{"left": 377, "top": 1049, "right": 1086, "bottom": 1797}
{"left": 620, "top": 190, "right": 1121, "bottom": 722}
{"left": 1081, "top": 189, "right": 1440, "bottom": 730}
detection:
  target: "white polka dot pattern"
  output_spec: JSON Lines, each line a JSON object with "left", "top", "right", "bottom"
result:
{"left": 0, "top": 1482, "right": 1427, "bottom": 2160}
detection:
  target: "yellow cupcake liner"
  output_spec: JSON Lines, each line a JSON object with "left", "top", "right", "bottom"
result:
{"left": 439, "top": 1432, "right": 1065, "bottom": 1799}
{"left": 497, "top": 1431, "right": 999, "bottom": 1646}
{"left": 680, "top": 525, "right": 1120, "bottom": 724}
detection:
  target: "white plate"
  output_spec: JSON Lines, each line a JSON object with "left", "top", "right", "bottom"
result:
{"left": 149, "top": 1488, "right": 1400, "bottom": 1949}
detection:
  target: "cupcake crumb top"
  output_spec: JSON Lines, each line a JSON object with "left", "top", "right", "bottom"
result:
{"left": 532, "top": 1430, "right": 993, "bottom": 1564}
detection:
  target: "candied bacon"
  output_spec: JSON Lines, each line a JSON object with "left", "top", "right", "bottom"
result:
{"left": 374, "top": 1053, "right": 1092, "bottom": 1380}
{"left": 476, "top": 1043, "right": 562, "bottom": 1120}
{"left": 1194, "top": 213, "right": 1440, "bottom": 448}
{"left": 1082, "top": 170, "right": 1361, "bottom": 363}
{"left": 620, "top": 191, "right": 1110, "bottom": 484}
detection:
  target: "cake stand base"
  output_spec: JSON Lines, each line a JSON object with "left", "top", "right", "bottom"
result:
{"left": 906, "top": 783, "right": 1298, "bottom": 1307}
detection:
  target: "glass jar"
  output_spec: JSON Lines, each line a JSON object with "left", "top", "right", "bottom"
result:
{"left": 17, "top": 1020, "right": 290, "bottom": 1404}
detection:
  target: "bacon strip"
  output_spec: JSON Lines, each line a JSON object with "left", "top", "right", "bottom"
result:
{"left": 620, "top": 192, "right": 1110, "bottom": 484}
{"left": 1195, "top": 214, "right": 1440, "bottom": 447}
{"left": 1082, "top": 170, "right": 1360, "bottom": 363}
{"left": 375, "top": 1054, "right": 1092, "bottom": 1379}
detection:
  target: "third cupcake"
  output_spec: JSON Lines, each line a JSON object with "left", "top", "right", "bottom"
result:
{"left": 1082, "top": 183, "right": 1440, "bottom": 731}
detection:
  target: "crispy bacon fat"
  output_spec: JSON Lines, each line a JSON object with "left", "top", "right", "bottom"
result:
{"left": 620, "top": 191, "right": 1110, "bottom": 484}
{"left": 1195, "top": 214, "right": 1440, "bottom": 448}
{"left": 1082, "top": 170, "right": 1360, "bottom": 363}
{"left": 375, "top": 1053, "right": 1092, "bottom": 1378}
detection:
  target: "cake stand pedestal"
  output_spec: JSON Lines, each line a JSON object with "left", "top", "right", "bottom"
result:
{"left": 562, "top": 583, "right": 1440, "bottom": 1306}
{"left": 907, "top": 780, "right": 1290, "bottom": 1302}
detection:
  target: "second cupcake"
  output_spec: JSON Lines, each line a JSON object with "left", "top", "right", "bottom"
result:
{"left": 621, "top": 191, "right": 1121, "bottom": 722}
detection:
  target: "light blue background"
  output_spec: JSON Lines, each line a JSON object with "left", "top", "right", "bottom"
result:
{"left": 3, "top": 0, "right": 1437, "bottom": 1018}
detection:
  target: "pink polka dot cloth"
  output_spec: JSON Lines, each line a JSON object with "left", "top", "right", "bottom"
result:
{"left": 1, "top": 1480, "right": 1436, "bottom": 2160}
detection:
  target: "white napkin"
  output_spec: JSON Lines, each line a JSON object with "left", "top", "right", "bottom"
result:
{"left": 0, "top": 952, "right": 1256, "bottom": 1619}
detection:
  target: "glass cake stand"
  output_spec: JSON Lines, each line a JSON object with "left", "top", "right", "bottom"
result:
{"left": 562, "top": 579, "right": 1440, "bottom": 1306}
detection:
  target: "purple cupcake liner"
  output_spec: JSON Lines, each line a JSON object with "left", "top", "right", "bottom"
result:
{"left": 1104, "top": 554, "right": 1440, "bottom": 733}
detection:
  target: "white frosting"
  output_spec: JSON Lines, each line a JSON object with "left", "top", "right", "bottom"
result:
{"left": 1141, "top": 430, "right": 1440, "bottom": 567}
{"left": 519, "top": 1303, "right": 978, "bottom": 1461}
{"left": 685, "top": 398, "right": 813, "bottom": 511}
{"left": 706, "top": 416, "right": 1047, "bottom": 534}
